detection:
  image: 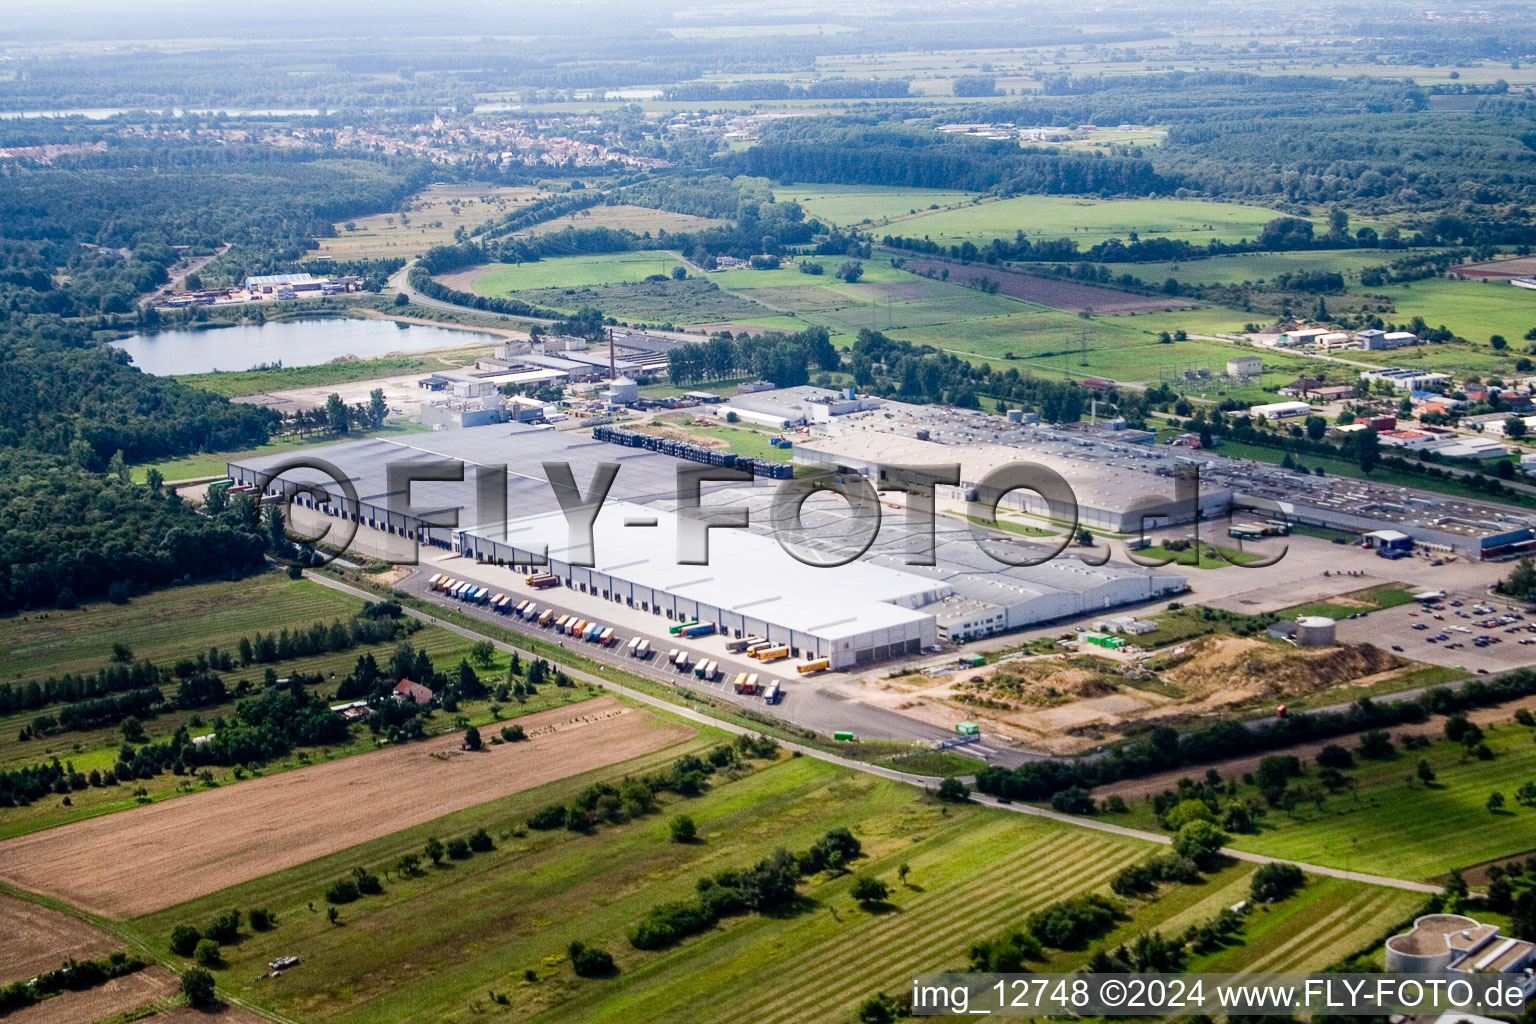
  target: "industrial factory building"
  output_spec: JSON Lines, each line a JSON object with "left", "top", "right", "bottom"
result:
{"left": 228, "top": 423, "right": 1190, "bottom": 666}
{"left": 793, "top": 416, "right": 1536, "bottom": 562}
{"left": 792, "top": 432, "right": 1233, "bottom": 534}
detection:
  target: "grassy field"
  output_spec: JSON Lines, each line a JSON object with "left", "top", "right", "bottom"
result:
{"left": 519, "top": 204, "right": 725, "bottom": 237}
{"left": 0, "top": 572, "right": 596, "bottom": 838}
{"left": 1375, "top": 277, "right": 1536, "bottom": 350}
{"left": 1134, "top": 542, "right": 1264, "bottom": 569}
{"left": 121, "top": 750, "right": 1436, "bottom": 1023}
{"left": 772, "top": 184, "right": 979, "bottom": 228}
{"left": 128, "top": 421, "right": 430, "bottom": 483}
{"left": 469, "top": 250, "right": 689, "bottom": 293}
{"left": 176, "top": 344, "right": 489, "bottom": 398}
{"left": 1116, "top": 721, "right": 1536, "bottom": 881}
{"left": 126, "top": 757, "right": 1155, "bottom": 1024}
{"left": 886, "top": 195, "right": 1295, "bottom": 247}
{"left": 1088, "top": 249, "right": 1426, "bottom": 288}
{"left": 1277, "top": 583, "right": 1418, "bottom": 621}
{"left": 0, "top": 573, "right": 356, "bottom": 685}
{"left": 309, "top": 184, "right": 542, "bottom": 260}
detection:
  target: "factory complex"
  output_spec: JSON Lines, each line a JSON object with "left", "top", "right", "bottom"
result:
{"left": 788, "top": 401, "right": 1536, "bottom": 562}
{"left": 228, "top": 423, "right": 1188, "bottom": 665}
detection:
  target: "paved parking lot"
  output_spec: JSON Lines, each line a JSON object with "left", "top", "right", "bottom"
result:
{"left": 400, "top": 557, "right": 975, "bottom": 753}
{"left": 1333, "top": 588, "right": 1536, "bottom": 675}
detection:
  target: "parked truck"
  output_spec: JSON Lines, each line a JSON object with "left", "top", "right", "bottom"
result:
{"left": 725, "top": 635, "right": 764, "bottom": 654}
{"left": 680, "top": 622, "right": 716, "bottom": 639}
{"left": 669, "top": 620, "right": 699, "bottom": 637}
{"left": 763, "top": 681, "right": 782, "bottom": 704}
{"left": 754, "top": 645, "right": 789, "bottom": 662}
{"left": 797, "top": 658, "right": 831, "bottom": 675}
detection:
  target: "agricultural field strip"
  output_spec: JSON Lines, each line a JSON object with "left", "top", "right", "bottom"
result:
{"left": 718, "top": 834, "right": 1145, "bottom": 1024}
{"left": 301, "top": 572, "right": 1443, "bottom": 894}
{"left": 1233, "top": 887, "right": 1403, "bottom": 977}
{"left": 0, "top": 891, "right": 122, "bottom": 984}
{"left": 0, "top": 698, "right": 691, "bottom": 917}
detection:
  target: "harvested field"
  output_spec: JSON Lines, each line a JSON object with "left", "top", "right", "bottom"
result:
{"left": 0, "top": 698, "right": 692, "bottom": 918}
{"left": 900, "top": 258, "right": 1198, "bottom": 314}
{"left": 143, "top": 1007, "right": 273, "bottom": 1024}
{"left": 6, "top": 966, "right": 178, "bottom": 1024}
{"left": 0, "top": 893, "right": 120, "bottom": 984}
{"left": 1453, "top": 255, "right": 1536, "bottom": 279}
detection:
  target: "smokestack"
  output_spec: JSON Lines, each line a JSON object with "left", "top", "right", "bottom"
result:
{"left": 608, "top": 327, "right": 616, "bottom": 381}
{"left": 1090, "top": 398, "right": 1097, "bottom": 426}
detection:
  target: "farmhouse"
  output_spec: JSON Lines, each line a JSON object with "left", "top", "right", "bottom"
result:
{"left": 393, "top": 680, "right": 435, "bottom": 705}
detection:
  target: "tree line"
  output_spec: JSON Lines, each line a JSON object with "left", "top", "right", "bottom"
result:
{"left": 975, "top": 668, "right": 1536, "bottom": 803}
{"left": 665, "top": 327, "right": 839, "bottom": 387}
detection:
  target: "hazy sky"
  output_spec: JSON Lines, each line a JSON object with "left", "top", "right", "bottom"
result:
{"left": 0, "top": 0, "right": 682, "bottom": 43}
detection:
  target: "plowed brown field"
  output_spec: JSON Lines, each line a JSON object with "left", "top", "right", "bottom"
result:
{"left": 5, "top": 967, "right": 178, "bottom": 1024}
{"left": 0, "top": 698, "right": 691, "bottom": 918}
{"left": 0, "top": 893, "right": 121, "bottom": 983}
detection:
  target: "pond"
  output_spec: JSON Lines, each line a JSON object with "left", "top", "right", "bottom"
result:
{"left": 110, "top": 317, "right": 487, "bottom": 376}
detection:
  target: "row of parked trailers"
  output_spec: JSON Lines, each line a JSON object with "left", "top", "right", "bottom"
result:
{"left": 592, "top": 425, "right": 794, "bottom": 480}
{"left": 425, "top": 574, "right": 818, "bottom": 696}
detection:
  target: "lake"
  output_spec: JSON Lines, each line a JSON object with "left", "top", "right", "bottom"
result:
{"left": 111, "top": 318, "right": 488, "bottom": 376}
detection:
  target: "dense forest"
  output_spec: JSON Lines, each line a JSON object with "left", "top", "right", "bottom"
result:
{"left": 0, "top": 144, "right": 433, "bottom": 610}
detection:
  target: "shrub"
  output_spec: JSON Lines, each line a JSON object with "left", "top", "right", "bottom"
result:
{"left": 1172, "top": 820, "right": 1228, "bottom": 868}
{"left": 170, "top": 924, "right": 202, "bottom": 957}
{"left": 852, "top": 875, "right": 889, "bottom": 905}
{"left": 567, "top": 941, "right": 617, "bottom": 978}
{"left": 1163, "top": 798, "right": 1215, "bottom": 829}
{"left": 353, "top": 869, "right": 383, "bottom": 895}
{"left": 669, "top": 815, "right": 697, "bottom": 843}
{"left": 937, "top": 776, "right": 969, "bottom": 802}
{"left": 528, "top": 804, "right": 566, "bottom": 830}
{"left": 501, "top": 724, "right": 526, "bottom": 742}
{"left": 1357, "top": 729, "right": 1395, "bottom": 759}
{"left": 447, "top": 837, "right": 471, "bottom": 860}
{"left": 325, "top": 879, "right": 360, "bottom": 904}
{"left": 968, "top": 930, "right": 1042, "bottom": 972}
{"left": 1027, "top": 893, "right": 1121, "bottom": 949}
{"left": 193, "top": 939, "right": 222, "bottom": 967}
{"left": 182, "top": 967, "right": 217, "bottom": 1007}
{"left": 629, "top": 899, "right": 719, "bottom": 950}
{"left": 201, "top": 910, "right": 240, "bottom": 944}
{"left": 248, "top": 908, "right": 275, "bottom": 931}
{"left": 1050, "top": 786, "right": 1095, "bottom": 814}
{"left": 1316, "top": 744, "right": 1354, "bottom": 769}
{"left": 1250, "top": 862, "right": 1305, "bottom": 903}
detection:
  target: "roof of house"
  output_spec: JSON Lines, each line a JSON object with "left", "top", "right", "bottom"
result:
{"left": 393, "top": 679, "right": 435, "bottom": 705}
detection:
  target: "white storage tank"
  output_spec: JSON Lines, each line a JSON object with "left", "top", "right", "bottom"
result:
{"left": 1295, "top": 615, "right": 1337, "bottom": 647}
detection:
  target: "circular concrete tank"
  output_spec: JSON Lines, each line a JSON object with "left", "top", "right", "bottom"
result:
{"left": 1295, "top": 615, "right": 1337, "bottom": 647}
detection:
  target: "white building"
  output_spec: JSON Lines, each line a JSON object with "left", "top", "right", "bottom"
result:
{"left": 1249, "top": 401, "right": 1313, "bottom": 421}
{"left": 1227, "top": 356, "right": 1264, "bottom": 377}
{"left": 1359, "top": 367, "right": 1450, "bottom": 391}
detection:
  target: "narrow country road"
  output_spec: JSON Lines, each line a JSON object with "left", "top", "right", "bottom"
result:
{"left": 387, "top": 258, "right": 556, "bottom": 325}
{"left": 303, "top": 571, "right": 1444, "bottom": 895}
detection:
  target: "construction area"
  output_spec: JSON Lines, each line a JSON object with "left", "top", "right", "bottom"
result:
{"left": 863, "top": 631, "right": 1430, "bottom": 754}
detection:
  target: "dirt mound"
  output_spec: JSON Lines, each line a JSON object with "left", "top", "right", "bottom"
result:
{"left": 964, "top": 658, "right": 1124, "bottom": 706}
{"left": 1162, "top": 635, "right": 1404, "bottom": 698}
